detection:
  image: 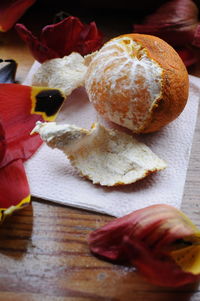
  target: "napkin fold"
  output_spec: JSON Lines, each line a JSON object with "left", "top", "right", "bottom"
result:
{"left": 24, "top": 62, "right": 200, "bottom": 217}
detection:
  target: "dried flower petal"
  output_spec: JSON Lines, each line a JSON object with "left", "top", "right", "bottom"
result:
{"left": 15, "top": 16, "right": 103, "bottom": 63}
{"left": 0, "top": 0, "right": 36, "bottom": 32}
{"left": 0, "top": 59, "right": 17, "bottom": 83}
{"left": 15, "top": 23, "right": 59, "bottom": 63}
{"left": 0, "top": 84, "right": 65, "bottom": 221}
{"left": 89, "top": 204, "right": 200, "bottom": 287}
{"left": 133, "top": 0, "right": 200, "bottom": 66}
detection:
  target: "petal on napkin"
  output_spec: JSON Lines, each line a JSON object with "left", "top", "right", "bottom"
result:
{"left": 0, "top": 0, "right": 36, "bottom": 32}
{"left": 133, "top": 0, "right": 200, "bottom": 66}
{"left": 0, "top": 84, "right": 65, "bottom": 221}
{"left": 0, "top": 59, "right": 17, "bottom": 83}
{"left": 0, "top": 159, "right": 30, "bottom": 222}
{"left": 15, "top": 16, "right": 103, "bottom": 63}
{"left": 89, "top": 204, "right": 200, "bottom": 287}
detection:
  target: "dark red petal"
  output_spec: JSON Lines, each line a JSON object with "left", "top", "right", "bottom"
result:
{"left": 177, "top": 48, "right": 198, "bottom": 67}
{"left": 0, "top": 0, "right": 36, "bottom": 32}
{"left": 193, "top": 24, "right": 200, "bottom": 47}
{"left": 133, "top": 0, "right": 198, "bottom": 46}
{"left": 16, "top": 16, "right": 103, "bottom": 62}
{"left": 132, "top": 0, "right": 199, "bottom": 67}
{"left": 0, "top": 159, "right": 31, "bottom": 222}
{"left": 76, "top": 22, "right": 103, "bottom": 55}
{"left": 41, "top": 16, "right": 84, "bottom": 57}
{"left": 15, "top": 23, "right": 59, "bottom": 63}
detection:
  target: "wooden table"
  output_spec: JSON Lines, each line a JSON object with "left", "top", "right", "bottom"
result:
{"left": 0, "top": 5, "right": 200, "bottom": 300}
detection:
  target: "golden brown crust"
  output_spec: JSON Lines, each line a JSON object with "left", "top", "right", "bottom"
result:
{"left": 121, "top": 34, "right": 189, "bottom": 133}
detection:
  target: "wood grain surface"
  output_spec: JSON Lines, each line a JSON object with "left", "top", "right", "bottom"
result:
{"left": 0, "top": 5, "right": 200, "bottom": 300}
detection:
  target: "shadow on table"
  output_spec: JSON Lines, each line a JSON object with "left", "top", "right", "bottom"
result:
{"left": 0, "top": 202, "right": 33, "bottom": 259}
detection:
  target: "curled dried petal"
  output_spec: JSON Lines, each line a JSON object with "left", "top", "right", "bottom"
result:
{"left": 15, "top": 24, "right": 58, "bottom": 63}
{"left": 16, "top": 16, "right": 103, "bottom": 63}
{"left": 89, "top": 204, "right": 200, "bottom": 287}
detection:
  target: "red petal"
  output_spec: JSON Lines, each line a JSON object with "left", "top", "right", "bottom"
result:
{"left": 122, "top": 236, "right": 198, "bottom": 287}
{"left": 41, "top": 16, "right": 84, "bottom": 57}
{"left": 89, "top": 204, "right": 200, "bottom": 287}
{"left": 0, "top": 84, "right": 42, "bottom": 167}
{"left": 16, "top": 16, "right": 103, "bottom": 63}
{"left": 15, "top": 24, "right": 59, "bottom": 63}
{"left": 0, "top": 122, "right": 6, "bottom": 162}
{"left": 76, "top": 21, "right": 103, "bottom": 55}
{"left": 0, "top": 84, "right": 65, "bottom": 167}
{"left": 0, "top": 159, "right": 30, "bottom": 222}
{"left": 0, "top": 0, "right": 36, "bottom": 32}
{"left": 193, "top": 24, "right": 200, "bottom": 47}
{"left": 0, "top": 85, "right": 65, "bottom": 222}
{"left": 177, "top": 48, "right": 198, "bottom": 67}
{"left": 133, "top": 0, "right": 198, "bottom": 46}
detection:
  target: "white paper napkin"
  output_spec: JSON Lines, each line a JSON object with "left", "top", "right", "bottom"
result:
{"left": 24, "top": 62, "right": 200, "bottom": 217}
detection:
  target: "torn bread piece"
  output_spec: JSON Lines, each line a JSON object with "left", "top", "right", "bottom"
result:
{"left": 32, "top": 52, "right": 87, "bottom": 97}
{"left": 32, "top": 122, "right": 167, "bottom": 186}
